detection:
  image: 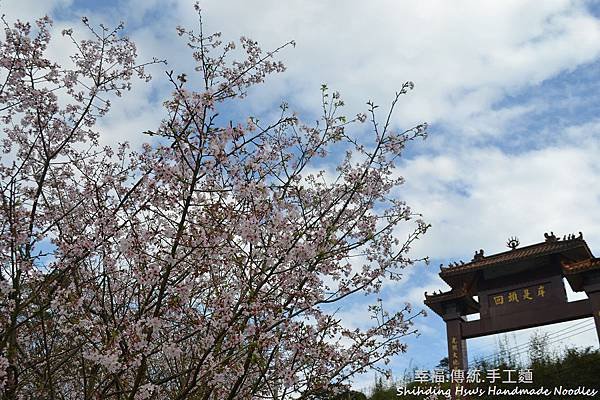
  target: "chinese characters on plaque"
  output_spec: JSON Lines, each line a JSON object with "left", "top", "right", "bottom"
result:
{"left": 490, "top": 284, "right": 547, "bottom": 307}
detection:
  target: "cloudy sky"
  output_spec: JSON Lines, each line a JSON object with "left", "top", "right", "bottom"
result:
{"left": 5, "top": 0, "right": 600, "bottom": 392}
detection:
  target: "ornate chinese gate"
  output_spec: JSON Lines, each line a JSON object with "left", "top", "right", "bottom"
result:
{"left": 424, "top": 232, "right": 600, "bottom": 400}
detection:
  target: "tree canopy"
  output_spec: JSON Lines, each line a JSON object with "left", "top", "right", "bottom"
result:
{"left": 0, "top": 5, "right": 429, "bottom": 400}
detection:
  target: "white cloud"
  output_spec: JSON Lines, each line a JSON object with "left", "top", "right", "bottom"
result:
{"left": 402, "top": 141, "right": 600, "bottom": 260}
{"left": 171, "top": 0, "right": 600, "bottom": 128}
{"left": 6, "top": 1, "right": 600, "bottom": 137}
{"left": 9, "top": 0, "right": 600, "bottom": 152}
{"left": 0, "top": 0, "right": 73, "bottom": 21}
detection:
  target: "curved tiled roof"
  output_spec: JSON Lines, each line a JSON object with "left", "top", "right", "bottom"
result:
{"left": 424, "top": 283, "right": 480, "bottom": 316}
{"left": 440, "top": 237, "right": 591, "bottom": 277}
{"left": 563, "top": 258, "right": 600, "bottom": 275}
{"left": 424, "top": 287, "right": 468, "bottom": 303}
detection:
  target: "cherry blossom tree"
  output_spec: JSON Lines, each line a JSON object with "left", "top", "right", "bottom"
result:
{"left": 0, "top": 5, "right": 429, "bottom": 400}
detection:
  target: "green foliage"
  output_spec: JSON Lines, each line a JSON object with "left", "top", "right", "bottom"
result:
{"left": 353, "top": 334, "right": 600, "bottom": 400}
{"left": 527, "top": 347, "right": 600, "bottom": 395}
{"left": 436, "top": 357, "right": 449, "bottom": 372}
{"left": 319, "top": 333, "right": 600, "bottom": 399}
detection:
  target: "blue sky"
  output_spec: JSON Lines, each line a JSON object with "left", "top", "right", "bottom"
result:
{"left": 5, "top": 0, "right": 600, "bottom": 393}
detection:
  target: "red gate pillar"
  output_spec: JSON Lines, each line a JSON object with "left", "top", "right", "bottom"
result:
{"left": 583, "top": 273, "right": 600, "bottom": 346}
{"left": 586, "top": 290, "right": 600, "bottom": 345}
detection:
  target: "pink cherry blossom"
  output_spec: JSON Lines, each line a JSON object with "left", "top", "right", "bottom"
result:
{"left": 0, "top": 6, "right": 429, "bottom": 400}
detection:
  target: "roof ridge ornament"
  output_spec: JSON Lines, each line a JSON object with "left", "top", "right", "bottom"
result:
{"left": 472, "top": 249, "right": 484, "bottom": 261}
{"left": 544, "top": 232, "right": 558, "bottom": 242}
{"left": 565, "top": 232, "right": 584, "bottom": 241}
{"left": 506, "top": 236, "right": 520, "bottom": 250}
{"left": 544, "top": 231, "right": 583, "bottom": 242}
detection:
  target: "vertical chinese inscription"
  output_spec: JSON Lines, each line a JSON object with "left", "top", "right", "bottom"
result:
{"left": 451, "top": 336, "right": 460, "bottom": 370}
